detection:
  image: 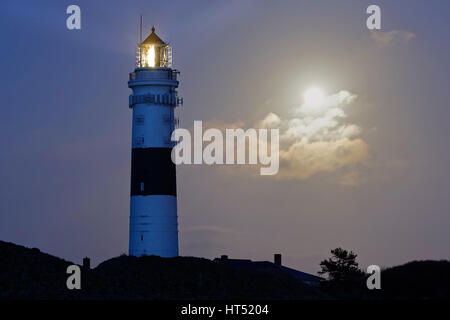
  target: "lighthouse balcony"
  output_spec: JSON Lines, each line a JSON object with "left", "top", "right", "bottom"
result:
{"left": 129, "top": 68, "right": 179, "bottom": 81}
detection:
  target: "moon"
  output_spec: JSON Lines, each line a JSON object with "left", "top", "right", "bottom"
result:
{"left": 303, "top": 87, "right": 325, "bottom": 106}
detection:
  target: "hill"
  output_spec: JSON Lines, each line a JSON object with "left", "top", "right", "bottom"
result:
{"left": 380, "top": 260, "right": 450, "bottom": 299}
{"left": 0, "top": 241, "right": 323, "bottom": 299}
{"left": 1, "top": 241, "right": 449, "bottom": 300}
{"left": 0, "top": 241, "right": 73, "bottom": 299}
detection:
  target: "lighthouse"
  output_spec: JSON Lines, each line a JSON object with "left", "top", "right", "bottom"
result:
{"left": 128, "top": 27, "right": 181, "bottom": 257}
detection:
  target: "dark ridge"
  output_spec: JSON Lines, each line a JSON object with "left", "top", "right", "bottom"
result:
{"left": 2, "top": 241, "right": 449, "bottom": 300}
{"left": 0, "top": 241, "right": 323, "bottom": 300}
{"left": 379, "top": 260, "right": 450, "bottom": 299}
{"left": 0, "top": 241, "right": 74, "bottom": 299}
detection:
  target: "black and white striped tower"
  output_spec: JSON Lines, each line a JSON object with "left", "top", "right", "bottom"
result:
{"left": 127, "top": 27, "right": 182, "bottom": 257}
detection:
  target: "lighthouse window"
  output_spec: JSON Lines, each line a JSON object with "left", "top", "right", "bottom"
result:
{"left": 141, "top": 234, "right": 144, "bottom": 241}
{"left": 140, "top": 182, "right": 144, "bottom": 191}
{"left": 134, "top": 136, "right": 144, "bottom": 146}
{"left": 135, "top": 115, "right": 145, "bottom": 125}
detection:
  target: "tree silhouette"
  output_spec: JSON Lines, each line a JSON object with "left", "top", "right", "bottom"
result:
{"left": 319, "top": 247, "right": 363, "bottom": 285}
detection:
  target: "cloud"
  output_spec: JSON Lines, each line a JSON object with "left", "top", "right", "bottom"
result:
{"left": 261, "top": 90, "right": 369, "bottom": 180}
{"left": 202, "top": 89, "right": 369, "bottom": 183}
{"left": 278, "top": 138, "right": 368, "bottom": 180}
{"left": 370, "top": 30, "right": 415, "bottom": 47}
{"left": 259, "top": 112, "right": 282, "bottom": 128}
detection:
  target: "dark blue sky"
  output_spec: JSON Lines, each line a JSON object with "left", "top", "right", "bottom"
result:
{"left": 1, "top": 0, "right": 450, "bottom": 273}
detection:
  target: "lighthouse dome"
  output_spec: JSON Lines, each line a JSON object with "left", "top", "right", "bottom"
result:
{"left": 141, "top": 26, "right": 166, "bottom": 45}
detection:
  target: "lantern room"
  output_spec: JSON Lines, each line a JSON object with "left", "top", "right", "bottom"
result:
{"left": 137, "top": 26, "right": 172, "bottom": 68}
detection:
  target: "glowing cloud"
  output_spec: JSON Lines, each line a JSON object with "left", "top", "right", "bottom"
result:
{"left": 202, "top": 89, "right": 369, "bottom": 184}
{"left": 370, "top": 30, "right": 415, "bottom": 47}
{"left": 260, "top": 89, "right": 368, "bottom": 181}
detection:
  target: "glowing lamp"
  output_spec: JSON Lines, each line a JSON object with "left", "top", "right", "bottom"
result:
{"left": 137, "top": 26, "right": 172, "bottom": 68}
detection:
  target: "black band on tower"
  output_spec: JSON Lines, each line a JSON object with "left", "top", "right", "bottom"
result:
{"left": 130, "top": 148, "right": 177, "bottom": 196}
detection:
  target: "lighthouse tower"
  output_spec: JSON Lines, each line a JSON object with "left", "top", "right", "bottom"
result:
{"left": 128, "top": 27, "right": 181, "bottom": 257}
